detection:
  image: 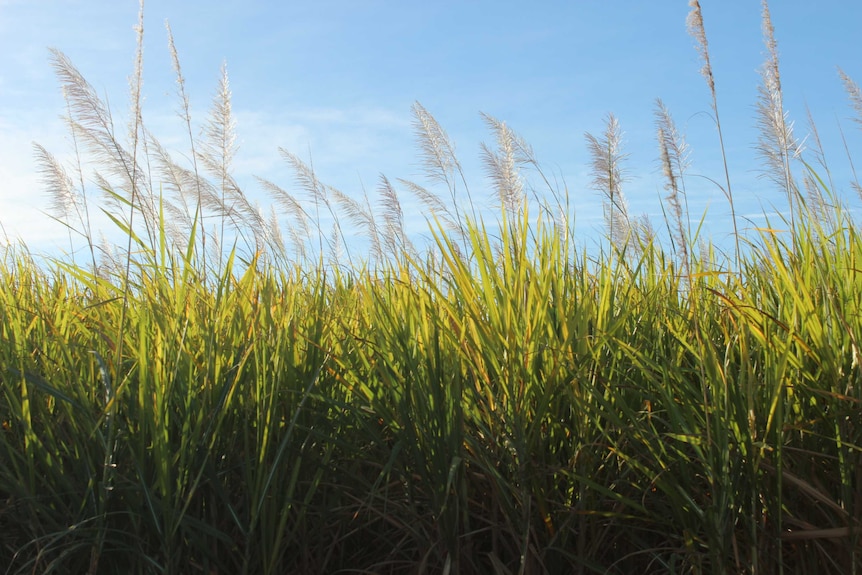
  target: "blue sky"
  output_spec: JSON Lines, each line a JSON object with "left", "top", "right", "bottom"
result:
{"left": 1, "top": 0, "right": 861, "bottom": 257}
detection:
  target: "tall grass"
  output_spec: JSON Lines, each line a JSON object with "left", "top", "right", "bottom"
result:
{"left": 1, "top": 1, "right": 861, "bottom": 573}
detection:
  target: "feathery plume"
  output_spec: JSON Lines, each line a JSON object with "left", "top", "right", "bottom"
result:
{"left": 412, "top": 101, "right": 459, "bottom": 190}
{"left": 267, "top": 204, "right": 287, "bottom": 261}
{"left": 480, "top": 113, "right": 526, "bottom": 218}
{"left": 279, "top": 148, "right": 349, "bottom": 259}
{"left": 686, "top": 0, "right": 740, "bottom": 263}
{"left": 755, "top": 0, "right": 801, "bottom": 233}
{"left": 166, "top": 19, "right": 206, "bottom": 258}
{"left": 686, "top": 0, "right": 714, "bottom": 95}
{"left": 377, "top": 174, "right": 414, "bottom": 258}
{"left": 329, "top": 186, "right": 382, "bottom": 263}
{"left": 49, "top": 50, "right": 152, "bottom": 222}
{"left": 411, "top": 102, "right": 473, "bottom": 238}
{"left": 839, "top": 68, "right": 862, "bottom": 128}
{"left": 585, "top": 113, "right": 629, "bottom": 246}
{"left": 124, "top": 0, "right": 157, "bottom": 250}
{"left": 199, "top": 62, "right": 237, "bottom": 184}
{"left": 328, "top": 220, "right": 343, "bottom": 269}
{"left": 195, "top": 63, "right": 267, "bottom": 255}
{"left": 257, "top": 175, "right": 312, "bottom": 256}
{"left": 632, "top": 213, "right": 656, "bottom": 251}
{"left": 198, "top": 61, "right": 236, "bottom": 254}
{"left": 655, "top": 99, "right": 691, "bottom": 266}
{"left": 148, "top": 134, "right": 198, "bottom": 222}
{"left": 803, "top": 104, "right": 834, "bottom": 228}
{"left": 398, "top": 178, "right": 457, "bottom": 232}
{"left": 33, "top": 143, "right": 78, "bottom": 221}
